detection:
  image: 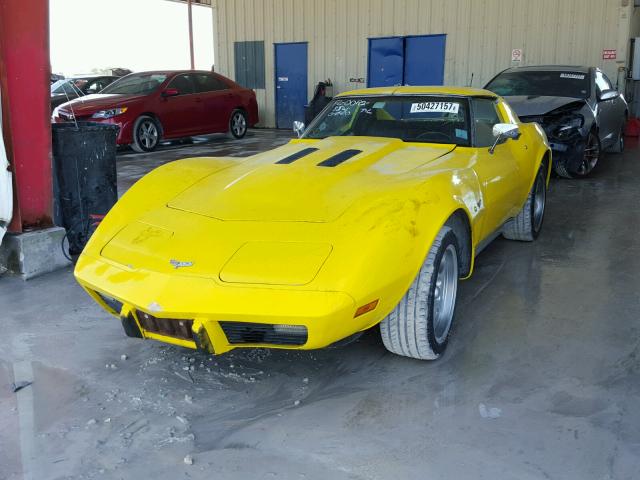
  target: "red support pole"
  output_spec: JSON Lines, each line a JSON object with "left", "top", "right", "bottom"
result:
{"left": 0, "top": 0, "right": 53, "bottom": 233}
{"left": 188, "top": 0, "right": 195, "bottom": 70}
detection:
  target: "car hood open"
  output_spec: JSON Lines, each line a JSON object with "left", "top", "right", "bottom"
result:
{"left": 167, "top": 137, "right": 456, "bottom": 223}
{"left": 503, "top": 95, "right": 586, "bottom": 117}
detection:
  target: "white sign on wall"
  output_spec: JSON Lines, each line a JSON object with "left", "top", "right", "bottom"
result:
{"left": 511, "top": 49, "right": 523, "bottom": 63}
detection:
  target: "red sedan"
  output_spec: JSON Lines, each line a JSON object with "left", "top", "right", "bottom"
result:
{"left": 52, "top": 70, "right": 259, "bottom": 152}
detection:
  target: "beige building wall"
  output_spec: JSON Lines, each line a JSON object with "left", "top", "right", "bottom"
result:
{"left": 213, "top": 0, "right": 636, "bottom": 128}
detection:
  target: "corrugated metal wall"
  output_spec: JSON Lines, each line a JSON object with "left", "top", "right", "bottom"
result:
{"left": 213, "top": 0, "right": 634, "bottom": 127}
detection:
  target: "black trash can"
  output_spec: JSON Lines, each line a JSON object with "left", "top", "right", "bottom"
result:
{"left": 52, "top": 122, "right": 119, "bottom": 255}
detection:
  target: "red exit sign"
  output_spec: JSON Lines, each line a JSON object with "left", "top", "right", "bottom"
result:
{"left": 603, "top": 49, "right": 617, "bottom": 60}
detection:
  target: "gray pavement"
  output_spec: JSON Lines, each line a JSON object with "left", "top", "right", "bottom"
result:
{"left": 1, "top": 131, "right": 639, "bottom": 480}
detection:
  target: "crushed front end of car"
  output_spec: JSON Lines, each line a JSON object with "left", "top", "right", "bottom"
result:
{"left": 519, "top": 102, "right": 593, "bottom": 175}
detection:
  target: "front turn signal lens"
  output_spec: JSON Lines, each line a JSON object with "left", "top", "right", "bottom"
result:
{"left": 354, "top": 299, "right": 379, "bottom": 318}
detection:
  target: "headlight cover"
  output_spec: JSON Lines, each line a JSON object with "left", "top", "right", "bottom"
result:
{"left": 554, "top": 114, "right": 585, "bottom": 138}
{"left": 92, "top": 107, "right": 128, "bottom": 119}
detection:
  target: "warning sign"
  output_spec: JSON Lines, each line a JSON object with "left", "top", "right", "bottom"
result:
{"left": 603, "top": 49, "right": 617, "bottom": 60}
{"left": 511, "top": 49, "right": 523, "bottom": 62}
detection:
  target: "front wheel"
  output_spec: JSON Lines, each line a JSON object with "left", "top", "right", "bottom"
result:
{"left": 131, "top": 115, "right": 161, "bottom": 153}
{"left": 380, "top": 227, "right": 460, "bottom": 360}
{"left": 555, "top": 131, "right": 600, "bottom": 178}
{"left": 229, "top": 109, "right": 248, "bottom": 139}
{"left": 502, "top": 162, "right": 547, "bottom": 241}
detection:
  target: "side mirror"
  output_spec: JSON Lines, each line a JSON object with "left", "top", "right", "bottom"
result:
{"left": 598, "top": 90, "right": 619, "bottom": 102}
{"left": 293, "top": 121, "right": 305, "bottom": 138}
{"left": 161, "top": 88, "right": 179, "bottom": 98}
{"left": 489, "top": 123, "right": 520, "bottom": 154}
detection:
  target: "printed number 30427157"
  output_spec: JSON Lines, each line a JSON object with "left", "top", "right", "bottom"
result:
{"left": 410, "top": 102, "right": 460, "bottom": 114}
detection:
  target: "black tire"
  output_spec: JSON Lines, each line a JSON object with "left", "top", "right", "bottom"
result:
{"left": 502, "top": 163, "right": 547, "bottom": 241}
{"left": 229, "top": 109, "right": 248, "bottom": 139}
{"left": 380, "top": 227, "right": 460, "bottom": 360}
{"left": 131, "top": 115, "right": 161, "bottom": 153}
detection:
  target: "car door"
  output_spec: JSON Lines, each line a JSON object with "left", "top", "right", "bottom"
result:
{"left": 594, "top": 70, "right": 622, "bottom": 148}
{"left": 470, "top": 98, "right": 523, "bottom": 241}
{"left": 193, "top": 73, "right": 235, "bottom": 133}
{"left": 157, "top": 73, "right": 201, "bottom": 137}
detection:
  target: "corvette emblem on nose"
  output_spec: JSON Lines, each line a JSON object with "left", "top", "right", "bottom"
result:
{"left": 170, "top": 259, "right": 194, "bottom": 269}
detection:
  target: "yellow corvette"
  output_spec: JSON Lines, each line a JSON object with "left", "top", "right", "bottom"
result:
{"left": 75, "top": 87, "right": 551, "bottom": 360}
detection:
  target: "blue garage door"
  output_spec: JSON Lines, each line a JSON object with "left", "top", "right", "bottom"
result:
{"left": 404, "top": 34, "right": 446, "bottom": 86}
{"left": 367, "top": 35, "right": 446, "bottom": 87}
{"left": 275, "top": 42, "right": 308, "bottom": 129}
{"left": 367, "top": 37, "right": 404, "bottom": 87}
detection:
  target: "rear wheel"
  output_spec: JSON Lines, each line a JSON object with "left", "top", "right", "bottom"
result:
{"left": 229, "top": 109, "right": 248, "bottom": 139}
{"left": 132, "top": 115, "right": 161, "bottom": 153}
{"left": 503, "top": 163, "right": 547, "bottom": 241}
{"left": 380, "top": 227, "right": 459, "bottom": 360}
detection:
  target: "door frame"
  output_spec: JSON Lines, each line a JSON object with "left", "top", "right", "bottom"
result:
{"left": 274, "top": 41, "right": 308, "bottom": 129}
{"left": 367, "top": 34, "right": 447, "bottom": 87}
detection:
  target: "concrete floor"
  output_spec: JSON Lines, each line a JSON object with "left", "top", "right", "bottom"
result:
{"left": 1, "top": 131, "right": 639, "bottom": 480}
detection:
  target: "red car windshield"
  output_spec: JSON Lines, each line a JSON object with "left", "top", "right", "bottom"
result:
{"left": 100, "top": 73, "right": 167, "bottom": 95}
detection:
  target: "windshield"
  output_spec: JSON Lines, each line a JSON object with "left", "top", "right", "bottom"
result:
{"left": 99, "top": 73, "right": 167, "bottom": 95}
{"left": 51, "top": 78, "right": 88, "bottom": 95}
{"left": 303, "top": 96, "right": 471, "bottom": 145}
{"left": 486, "top": 71, "right": 590, "bottom": 99}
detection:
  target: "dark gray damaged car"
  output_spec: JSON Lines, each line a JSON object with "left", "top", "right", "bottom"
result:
{"left": 485, "top": 65, "right": 628, "bottom": 178}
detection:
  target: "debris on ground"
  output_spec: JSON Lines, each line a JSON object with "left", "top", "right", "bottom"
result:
{"left": 121, "top": 354, "right": 128, "bottom": 361}
{"left": 183, "top": 455, "right": 194, "bottom": 465}
{"left": 11, "top": 381, "right": 33, "bottom": 393}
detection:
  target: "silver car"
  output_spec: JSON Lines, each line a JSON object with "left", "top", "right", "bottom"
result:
{"left": 485, "top": 65, "right": 628, "bottom": 178}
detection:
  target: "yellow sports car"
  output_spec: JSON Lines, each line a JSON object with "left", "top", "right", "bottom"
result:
{"left": 75, "top": 87, "right": 551, "bottom": 360}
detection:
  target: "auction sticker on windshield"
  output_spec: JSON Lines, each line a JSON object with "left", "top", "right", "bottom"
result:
{"left": 410, "top": 102, "right": 460, "bottom": 114}
{"left": 560, "top": 73, "right": 585, "bottom": 80}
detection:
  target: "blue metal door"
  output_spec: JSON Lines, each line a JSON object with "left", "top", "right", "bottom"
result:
{"left": 275, "top": 42, "right": 308, "bottom": 129}
{"left": 403, "top": 35, "right": 446, "bottom": 86}
{"left": 367, "top": 37, "right": 404, "bottom": 87}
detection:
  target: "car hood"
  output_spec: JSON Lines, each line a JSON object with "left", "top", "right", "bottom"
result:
{"left": 503, "top": 95, "right": 586, "bottom": 117}
{"left": 167, "top": 137, "right": 456, "bottom": 223}
{"left": 57, "top": 94, "right": 146, "bottom": 115}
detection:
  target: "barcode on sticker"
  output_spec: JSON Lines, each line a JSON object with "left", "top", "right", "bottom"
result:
{"left": 410, "top": 102, "right": 459, "bottom": 114}
{"left": 560, "top": 73, "right": 585, "bottom": 80}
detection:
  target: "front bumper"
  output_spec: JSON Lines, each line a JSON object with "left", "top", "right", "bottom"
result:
{"left": 75, "top": 253, "right": 369, "bottom": 354}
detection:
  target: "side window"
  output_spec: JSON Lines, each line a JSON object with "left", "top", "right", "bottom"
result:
{"left": 167, "top": 74, "right": 195, "bottom": 95}
{"left": 595, "top": 71, "right": 614, "bottom": 96}
{"left": 473, "top": 98, "right": 501, "bottom": 147}
{"left": 85, "top": 78, "right": 107, "bottom": 94}
{"left": 194, "top": 73, "right": 228, "bottom": 93}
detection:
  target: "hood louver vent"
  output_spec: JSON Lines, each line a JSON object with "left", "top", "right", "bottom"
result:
{"left": 317, "top": 149, "right": 362, "bottom": 167}
{"left": 275, "top": 147, "right": 318, "bottom": 164}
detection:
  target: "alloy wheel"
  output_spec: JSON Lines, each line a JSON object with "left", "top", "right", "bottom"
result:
{"left": 231, "top": 111, "right": 247, "bottom": 138}
{"left": 138, "top": 120, "right": 159, "bottom": 150}
{"left": 433, "top": 244, "right": 458, "bottom": 344}
{"left": 577, "top": 132, "right": 600, "bottom": 176}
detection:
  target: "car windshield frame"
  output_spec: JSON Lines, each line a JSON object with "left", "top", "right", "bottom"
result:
{"left": 99, "top": 73, "right": 168, "bottom": 95}
{"left": 302, "top": 95, "right": 472, "bottom": 146}
{"left": 485, "top": 70, "right": 591, "bottom": 99}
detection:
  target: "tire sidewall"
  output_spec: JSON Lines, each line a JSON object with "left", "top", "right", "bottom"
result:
{"left": 229, "top": 109, "right": 248, "bottom": 139}
{"left": 426, "top": 230, "right": 460, "bottom": 355}
{"left": 134, "top": 116, "right": 160, "bottom": 152}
